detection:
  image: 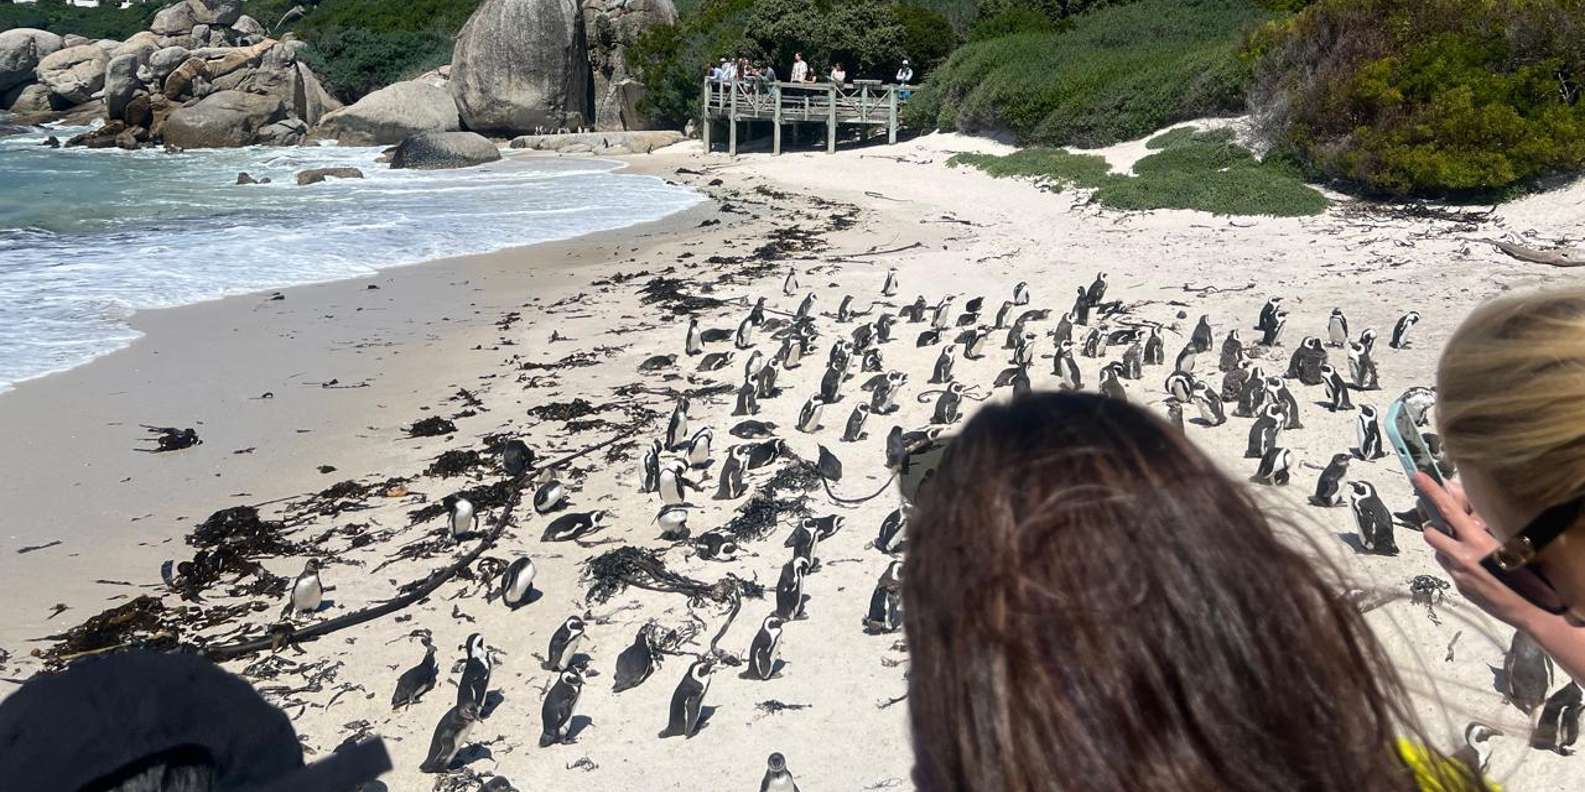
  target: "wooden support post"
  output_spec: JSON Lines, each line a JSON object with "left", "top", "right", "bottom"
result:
{"left": 728, "top": 81, "right": 738, "bottom": 156}
{"left": 827, "top": 85, "right": 837, "bottom": 154}
{"left": 772, "top": 83, "right": 782, "bottom": 155}
{"left": 888, "top": 86, "right": 898, "bottom": 144}
{"left": 701, "top": 77, "right": 711, "bottom": 153}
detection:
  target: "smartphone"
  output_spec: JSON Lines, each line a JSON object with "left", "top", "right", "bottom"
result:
{"left": 1384, "top": 393, "right": 1452, "bottom": 535}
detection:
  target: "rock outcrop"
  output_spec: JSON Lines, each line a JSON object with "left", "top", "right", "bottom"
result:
{"left": 103, "top": 53, "right": 143, "bottom": 122}
{"left": 3, "top": 82, "right": 54, "bottom": 114}
{"left": 296, "top": 166, "right": 364, "bottom": 185}
{"left": 509, "top": 129, "right": 682, "bottom": 154}
{"left": 36, "top": 44, "right": 108, "bottom": 105}
{"left": 581, "top": 0, "right": 674, "bottom": 131}
{"left": 389, "top": 131, "right": 502, "bottom": 170}
{"left": 0, "top": 28, "right": 64, "bottom": 93}
{"left": 314, "top": 78, "right": 460, "bottom": 145}
{"left": 450, "top": 0, "right": 591, "bottom": 135}
{"left": 162, "top": 90, "right": 289, "bottom": 148}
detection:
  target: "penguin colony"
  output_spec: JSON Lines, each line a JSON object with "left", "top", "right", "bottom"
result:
{"left": 259, "top": 264, "right": 1576, "bottom": 786}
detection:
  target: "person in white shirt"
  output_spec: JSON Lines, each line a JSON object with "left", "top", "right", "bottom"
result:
{"left": 896, "top": 58, "right": 914, "bottom": 84}
{"left": 830, "top": 63, "right": 847, "bottom": 84}
{"left": 790, "top": 52, "right": 808, "bottom": 84}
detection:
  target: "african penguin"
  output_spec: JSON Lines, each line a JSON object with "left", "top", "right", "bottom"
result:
{"left": 1349, "top": 481, "right": 1397, "bottom": 555}
{"left": 1288, "top": 336, "right": 1327, "bottom": 386}
{"left": 1504, "top": 629, "right": 1554, "bottom": 715}
{"left": 796, "top": 395, "right": 826, "bottom": 433}
{"left": 783, "top": 268, "right": 799, "bottom": 295}
{"left": 762, "top": 752, "right": 801, "bottom": 792}
{"left": 1013, "top": 280, "right": 1031, "bottom": 306}
{"left": 735, "top": 381, "right": 760, "bottom": 416}
{"left": 1071, "top": 287, "right": 1091, "bottom": 326}
{"left": 1309, "top": 453, "right": 1351, "bottom": 507}
{"left": 659, "top": 463, "right": 698, "bottom": 506}
{"left": 1080, "top": 327, "right": 1104, "bottom": 358}
{"left": 542, "top": 510, "right": 608, "bottom": 542}
{"left": 843, "top": 403, "right": 871, "bottom": 442}
{"left": 663, "top": 658, "right": 715, "bottom": 738}
{"left": 1256, "top": 297, "right": 1283, "bottom": 334}
{"left": 1144, "top": 326, "right": 1165, "bottom": 366}
{"left": 391, "top": 634, "right": 438, "bottom": 709}
{"left": 686, "top": 427, "right": 713, "bottom": 468}
{"left": 1099, "top": 363, "right": 1127, "bottom": 401}
{"left": 449, "top": 497, "right": 478, "bottom": 541}
{"left": 1173, "top": 342, "right": 1197, "bottom": 374}
{"left": 1326, "top": 308, "right": 1349, "bottom": 349}
{"left": 747, "top": 614, "right": 786, "bottom": 680}
{"left": 1321, "top": 364, "right": 1354, "bottom": 412}
{"left": 786, "top": 519, "right": 821, "bottom": 571}
{"left": 501, "top": 557, "right": 537, "bottom": 609}
{"left": 933, "top": 382, "right": 966, "bottom": 424}
{"left": 532, "top": 479, "right": 566, "bottom": 514}
{"left": 882, "top": 268, "right": 899, "bottom": 297}
{"left": 1246, "top": 403, "right": 1283, "bottom": 459}
{"left": 1347, "top": 340, "right": 1380, "bottom": 390}
{"left": 697, "top": 350, "right": 734, "bottom": 371}
{"left": 775, "top": 557, "right": 811, "bottom": 620}
{"left": 685, "top": 318, "right": 703, "bottom": 356}
{"left": 641, "top": 439, "right": 662, "bottom": 493}
{"left": 546, "top": 615, "right": 587, "bottom": 671}
{"left": 457, "top": 633, "right": 491, "bottom": 711}
{"left": 863, "top": 560, "right": 904, "bottom": 634}
{"left": 539, "top": 666, "right": 585, "bottom": 747}
{"left": 656, "top": 504, "right": 689, "bottom": 540}
{"left": 1533, "top": 683, "right": 1582, "bottom": 755}
{"left": 1165, "top": 371, "right": 1196, "bottom": 404}
{"left": 1390, "top": 310, "right": 1420, "bottom": 349}
{"left": 930, "top": 346, "right": 955, "bottom": 384}
{"left": 876, "top": 506, "right": 907, "bottom": 555}
{"left": 1252, "top": 446, "right": 1292, "bottom": 486}
{"left": 286, "top": 559, "right": 322, "bottom": 617}
{"left": 796, "top": 292, "right": 816, "bottom": 319}
{"left": 1190, "top": 315, "right": 1213, "bottom": 353}
{"left": 1084, "top": 272, "right": 1108, "bottom": 307}
{"left": 1354, "top": 405, "right": 1387, "bottom": 460}
{"left": 502, "top": 439, "right": 533, "bottom": 478}
{"left": 1053, "top": 341, "right": 1082, "bottom": 390}
{"left": 1454, "top": 723, "right": 1500, "bottom": 773}
{"left": 1218, "top": 330, "right": 1244, "bottom": 372}
{"left": 419, "top": 700, "right": 480, "bottom": 773}
{"left": 715, "top": 446, "right": 749, "bottom": 500}
{"left": 1190, "top": 381, "right": 1226, "bottom": 426}
{"left": 1052, "top": 312, "right": 1074, "bottom": 345}
{"left": 613, "top": 626, "right": 661, "bottom": 693}
{"left": 666, "top": 398, "right": 690, "bottom": 450}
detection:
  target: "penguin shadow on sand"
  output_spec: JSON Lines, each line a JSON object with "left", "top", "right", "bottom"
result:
{"left": 565, "top": 715, "right": 595, "bottom": 742}
{"left": 480, "top": 690, "right": 506, "bottom": 719}
{"left": 658, "top": 705, "right": 719, "bottom": 739}
{"left": 739, "top": 659, "right": 789, "bottom": 680}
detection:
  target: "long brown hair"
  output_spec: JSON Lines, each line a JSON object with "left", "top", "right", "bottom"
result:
{"left": 903, "top": 392, "right": 1468, "bottom": 792}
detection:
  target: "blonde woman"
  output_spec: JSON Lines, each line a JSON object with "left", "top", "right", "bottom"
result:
{"left": 1416, "top": 287, "right": 1585, "bottom": 683}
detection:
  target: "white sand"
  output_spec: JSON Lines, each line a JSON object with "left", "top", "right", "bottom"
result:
{"left": 2, "top": 126, "right": 1583, "bottom": 790}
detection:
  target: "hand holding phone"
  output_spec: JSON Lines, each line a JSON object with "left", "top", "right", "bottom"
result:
{"left": 1384, "top": 393, "right": 1452, "bottom": 534}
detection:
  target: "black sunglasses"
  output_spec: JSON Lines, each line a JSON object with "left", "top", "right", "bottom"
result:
{"left": 1480, "top": 495, "right": 1585, "bottom": 615}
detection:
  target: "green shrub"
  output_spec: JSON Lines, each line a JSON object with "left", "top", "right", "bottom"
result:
{"left": 907, "top": 0, "right": 1272, "bottom": 147}
{"left": 0, "top": 0, "right": 159, "bottom": 40}
{"left": 950, "top": 128, "right": 1329, "bottom": 216}
{"left": 1250, "top": 0, "right": 1585, "bottom": 197}
{"left": 966, "top": 7, "right": 1058, "bottom": 42}
{"left": 296, "top": 26, "right": 452, "bottom": 100}
{"left": 628, "top": 0, "right": 755, "bottom": 128}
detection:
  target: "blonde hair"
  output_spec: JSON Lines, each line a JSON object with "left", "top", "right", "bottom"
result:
{"left": 1437, "top": 287, "right": 1585, "bottom": 506}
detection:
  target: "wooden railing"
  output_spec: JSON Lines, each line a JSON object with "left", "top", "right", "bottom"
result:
{"left": 702, "top": 77, "right": 910, "bottom": 154}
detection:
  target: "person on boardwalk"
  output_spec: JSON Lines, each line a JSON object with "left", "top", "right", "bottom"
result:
{"left": 830, "top": 63, "right": 847, "bottom": 85}
{"left": 896, "top": 58, "right": 915, "bottom": 99}
{"left": 790, "top": 52, "right": 808, "bottom": 83}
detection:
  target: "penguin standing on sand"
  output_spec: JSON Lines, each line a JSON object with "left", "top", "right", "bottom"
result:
{"left": 930, "top": 296, "right": 955, "bottom": 331}
{"left": 1454, "top": 723, "right": 1501, "bottom": 773}
{"left": 614, "top": 626, "right": 662, "bottom": 693}
{"left": 1260, "top": 308, "right": 1289, "bottom": 347}
{"left": 963, "top": 326, "right": 991, "bottom": 360}
{"left": 502, "top": 438, "right": 533, "bottom": 477}
{"left": 1071, "top": 288, "right": 1091, "bottom": 326}
{"left": 1256, "top": 297, "right": 1284, "bottom": 335}
{"left": 1270, "top": 377, "right": 1304, "bottom": 429}
{"left": 1321, "top": 364, "right": 1354, "bottom": 412}
{"left": 392, "top": 634, "right": 438, "bottom": 709}
{"left": 1309, "top": 453, "right": 1351, "bottom": 507}
{"left": 1355, "top": 405, "right": 1387, "bottom": 460}
{"left": 1190, "top": 315, "right": 1213, "bottom": 353}
{"left": 1219, "top": 330, "right": 1244, "bottom": 372}
{"left": 285, "top": 559, "right": 323, "bottom": 618}
{"left": 1144, "top": 326, "right": 1165, "bottom": 366}
{"left": 450, "top": 498, "right": 478, "bottom": 541}
{"left": 843, "top": 403, "right": 871, "bottom": 442}
{"left": 735, "top": 381, "right": 759, "bottom": 417}
{"left": 540, "top": 666, "right": 585, "bottom": 747}
{"left": 931, "top": 346, "right": 955, "bottom": 384}
{"left": 716, "top": 446, "right": 748, "bottom": 500}
{"left": 1172, "top": 342, "right": 1197, "bottom": 374}
{"left": 1288, "top": 336, "right": 1327, "bottom": 386}
{"left": 685, "top": 318, "right": 703, "bottom": 356}
{"left": 1099, "top": 363, "right": 1128, "bottom": 401}
{"left": 1085, "top": 272, "right": 1108, "bottom": 307}
{"left": 882, "top": 268, "right": 899, "bottom": 297}
{"left": 876, "top": 313, "right": 896, "bottom": 343}
{"left": 776, "top": 335, "right": 803, "bottom": 370}
{"left": 1080, "top": 327, "right": 1104, "bottom": 358}
{"left": 1052, "top": 312, "right": 1074, "bottom": 346}
{"left": 666, "top": 398, "right": 689, "bottom": 450}
{"left": 876, "top": 506, "right": 907, "bottom": 555}
{"left": 1053, "top": 340, "right": 1081, "bottom": 390}
{"left": 1252, "top": 446, "right": 1292, "bottom": 486}
{"left": 1348, "top": 339, "right": 1380, "bottom": 390}
{"left": 663, "top": 657, "right": 715, "bottom": 738}
{"left": 863, "top": 560, "right": 904, "bottom": 633}
{"left": 686, "top": 427, "right": 713, "bottom": 468}
{"left": 762, "top": 752, "right": 801, "bottom": 792}
{"left": 747, "top": 614, "right": 785, "bottom": 680}
{"left": 1327, "top": 308, "right": 1349, "bottom": 349}
{"left": 933, "top": 382, "right": 967, "bottom": 423}
{"left": 501, "top": 557, "right": 537, "bottom": 609}
{"left": 1504, "top": 629, "right": 1554, "bottom": 714}
{"left": 419, "top": 700, "right": 480, "bottom": 773}
{"left": 785, "top": 519, "right": 821, "bottom": 571}
{"left": 1013, "top": 280, "right": 1031, "bottom": 306}
{"left": 1190, "top": 381, "right": 1226, "bottom": 426}
{"left": 457, "top": 633, "right": 491, "bottom": 711}
{"left": 784, "top": 268, "right": 799, "bottom": 296}
{"left": 1165, "top": 371, "right": 1196, "bottom": 405}
{"left": 546, "top": 615, "right": 586, "bottom": 671}
{"left": 776, "top": 557, "right": 811, "bottom": 620}
{"left": 1221, "top": 358, "right": 1251, "bottom": 403}
{"left": 1247, "top": 403, "right": 1283, "bottom": 459}
{"left": 796, "top": 395, "right": 826, "bottom": 433}
{"left": 1167, "top": 400, "right": 1185, "bottom": 432}
{"left": 1236, "top": 365, "right": 1268, "bottom": 418}
{"left": 754, "top": 357, "right": 781, "bottom": 398}
{"left": 656, "top": 504, "right": 689, "bottom": 540}
{"left": 1350, "top": 481, "right": 1397, "bottom": 555}
{"left": 659, "top": 463, "right": 699, "bottom": 506}
{"left": 641, "top": 440, "right": 662, "bottom": 493}
{"left": 871, "top": 371, "right": 905, "bottom": 414}
{"left": 1390, "top": 310, "right": 1420, "bottom": 349}
{"left": 796, "top": 292, "right": 817, "bottom": 319}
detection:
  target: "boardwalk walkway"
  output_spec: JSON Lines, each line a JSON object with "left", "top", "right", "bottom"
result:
{"left": 701, "top": 78, "right": 909, "bottom": 155}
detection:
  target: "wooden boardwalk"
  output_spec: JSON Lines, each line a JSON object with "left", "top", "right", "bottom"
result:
{"left": 702, "top": 78, "right": 908, "bottom": 155}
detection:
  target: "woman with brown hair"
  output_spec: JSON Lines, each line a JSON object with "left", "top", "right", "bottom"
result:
{"left": 903, "top": 392, "right": 1485, "bottom": 792}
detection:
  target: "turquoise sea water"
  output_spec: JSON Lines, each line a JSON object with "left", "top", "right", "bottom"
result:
{"left": 0, "top": 122, "right": 702, "bottom": 392}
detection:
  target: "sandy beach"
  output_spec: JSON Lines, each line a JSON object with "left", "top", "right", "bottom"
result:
{"left": 3, "top": 128, "right": 1584, "bottom": 790}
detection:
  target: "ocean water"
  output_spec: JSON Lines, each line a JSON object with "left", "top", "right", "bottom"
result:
{"left": 0, "top": 124, "right": 703, "bottom": 393}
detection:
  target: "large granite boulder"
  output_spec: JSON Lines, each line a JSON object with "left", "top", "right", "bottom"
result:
{"left": 3, "top": 82, "right": 54, "bottom": 114}
{"left": 390, "top": 131, "right": 501, "bottom": 169}
{"left": 61, "top": 34, "right": 91, "bottom": 49}
{"left": 233, "top": 15, "right": 266, "bottom": 39}
{"left": 582, "top": 0, "right": 674, "bottom": 130}
{"left": 450, "top": 0, "right": 592, "bottom": 135}
{"left": 36, "top": 44, "right": 109, "bottom": 105}
{"left": 150, "top": 2, "right": 199, "bottom": 35}
{"left": 163, "top": 56, "right": 208, "bottom": 99}
{"left": 112, "top": 31, "right": 162, "bottom": 63}
{"left": 0, "top": 29, "right": 63, "bottom": 93}
{"left": 293, "top": 62, "right": 341, "bottom": 127}
{"left": 162, "top": 89, "right": 286, "bottom": 147}
{"left": 315, "top": 78, "right": 459, "bottom": 145}
{"left": 104, "top": 53, "right": 144, "bottom": 121}
{"left": 190, "top": 0, "right": 244, "bottom": 26}
{"left": 147, "top": 46, "right": 191, "bottom": 81}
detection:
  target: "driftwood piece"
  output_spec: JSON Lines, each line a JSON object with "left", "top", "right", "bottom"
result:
{"left": 1487, "top": 239, "right": 1585, "bottom": 268}
{"left": 203, "top": 433, "right": 625, "bottom": 661}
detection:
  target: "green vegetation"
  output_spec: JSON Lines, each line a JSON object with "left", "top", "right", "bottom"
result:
{"left": 905, "top": 0, "right": 1272, "bottom": 148}
{"left": 629, "top": 0, "right": 956, "bottom": 128}
{"left": 1249, "top": 0, "right": 1585, "bottom": 197}
{"left": 0, "top": 0, "right": 159, "bottom": 40}
{"left": 949, "top": 127, "right": 1329, "bottom": 216}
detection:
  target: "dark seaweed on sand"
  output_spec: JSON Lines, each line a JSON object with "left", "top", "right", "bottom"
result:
{"left": 426, "top": 449, "right": 483, "bottom": 478}
{"left": 583, "top": 546, "right": 764, "bottom": 606}
{"left": 721, "top": 463, "right": 821, "bottom": 542}
{"left": 407, "top": 416, "right": 456, "bottom": 437}
{"left": 639, "top": 277, "right": 726, "bottom": 316}
{"left": 40, "top": 595, "right": 177, "bottom": 664}
{"left": 527, "top": 398, "right": 602, "bottom": 422}
{"left": 406, "top": 479, "right": 513, "bottom": 525}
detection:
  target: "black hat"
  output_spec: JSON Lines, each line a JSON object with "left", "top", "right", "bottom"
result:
{"left": 0, "top": 650, "right": 390, "bottom": 791}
